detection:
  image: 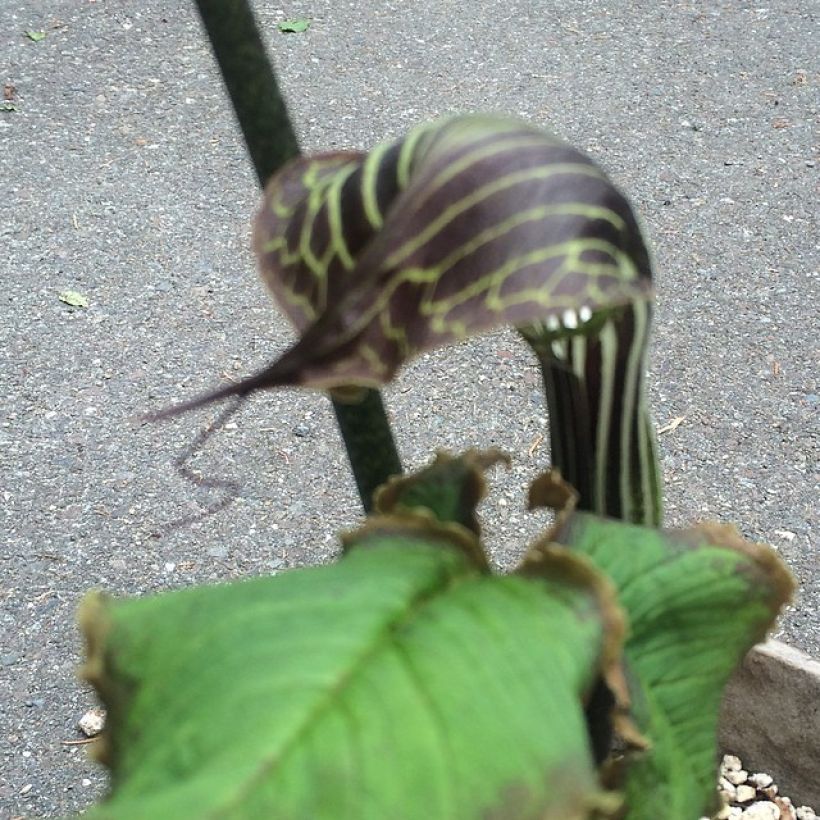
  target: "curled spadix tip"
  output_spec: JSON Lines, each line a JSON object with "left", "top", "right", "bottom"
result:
{"left": 141, "top": 382, "right": 250, "bottom": 424}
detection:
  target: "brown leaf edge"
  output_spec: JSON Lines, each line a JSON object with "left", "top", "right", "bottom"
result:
{"left": 373, "top": 448, "right": 511, "bottom": 539}
{"left": 670, "top": 520, "right": 796, "bottom": 628}
{"left": 528, "top": 468, "right": 579, "bottom": 525}
{"left": 526, "top": 468, "right": 647, "bottom": 751}
{"left": 516, "top": 537, "right": 646, "bottom": 755}
{"left": 76, "top": 591, "right": 118, "bottom": 768}
{"left": 341, "top": 511, "right": 490, "bottom": 573}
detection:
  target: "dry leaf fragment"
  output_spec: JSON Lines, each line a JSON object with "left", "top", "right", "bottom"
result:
{"left": 58, "top": 290, "right": 88, "bottom": 307}
{"left": 528, "top": 433, "right": 544, "bottom": 458}
{"left": 657, "top": 415, "right": 686, "bottom": 435}
{"left": 3, "top": 83, "right": 16, "bottom": 101}
{"left": 772, "top": 118, "right": 791, "bottom": 129}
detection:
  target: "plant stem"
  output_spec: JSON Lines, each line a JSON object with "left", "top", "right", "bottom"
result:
{"left": 332, "top": 393, "right": 403, "bottom": 512}
{"left": 194, "top": 0, "right": 298, "bottom": 183}
{"left": 194, "top": 0, "right": 403, "bottom": 511}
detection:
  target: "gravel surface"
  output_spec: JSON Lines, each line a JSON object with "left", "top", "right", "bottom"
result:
{"left": 1, "top": 0, "right": 817, "bottom": 815}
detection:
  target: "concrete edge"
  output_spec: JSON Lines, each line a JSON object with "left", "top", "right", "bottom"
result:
{"left": 719, "top": 639, "right": 820, "bottom": 809}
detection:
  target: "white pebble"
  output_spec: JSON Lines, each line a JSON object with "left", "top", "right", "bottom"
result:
{"left": 727, "top": 769, "right": 750, "bottom": 786}
{"left": 723, "top": 754, "right": 743, "bottom": 772}
{"left": 78, "top": 708, "right": 106, "bottom": 737}
{"left": 796, "top": 808, "right": 818, "bottom": 820}
{"left": 737, "top": 785, "right": 758, "bottom": 802}
{"left": 750, "top": 773, "right": 774, "bottom": 790}
{"left": 741, "top": 802, "right": 780, "bottom": 820}
{"left": 721, "top": 776, "right": 737, "bottom": 793}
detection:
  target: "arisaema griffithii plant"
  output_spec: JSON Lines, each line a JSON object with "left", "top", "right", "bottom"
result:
{"left": 74, "top": 2, "right": 794, "bottom": 818}
{"left": 153, "top": 0, "right": 659, "bottom": 526}
{"left": 152, "top": 111, "right": 660, "bottom": 526}
{"left": 78, "top": 452, "right": 793, "bottom": 819}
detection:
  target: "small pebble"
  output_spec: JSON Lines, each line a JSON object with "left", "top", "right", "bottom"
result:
{"left": 292, "top": 423, "right": 310, "bottom": 438}
{"left": 737, "top": 785, "right": 758, "bottom": 803}
{"left": 78, "top": 708, "right": 106, "bottom": 737}
{"left": 723, "top": 755, "right": 743, "bottom": 772}
{"left": 741, "top": 802, "right": 780, "bottom": 820}
{"left": 722, "top": 786, "right": 739, "bottom": 802}
{"left": 715, "top": 754, "right": 814, "bottom": 820}
{"left": 751, "top": 774, "right": 775, "bottom": 790}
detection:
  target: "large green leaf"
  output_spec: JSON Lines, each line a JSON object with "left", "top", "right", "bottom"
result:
{"left": 153, "top": 114, "right": 652, "bottom": 416}
{"left": 79, "top": 517, "right": 623, "bottom": 819}
{"left": 537, "top": 511, "right": 794, "bottom": 820}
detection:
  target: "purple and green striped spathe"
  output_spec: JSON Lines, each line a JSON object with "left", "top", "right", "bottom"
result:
{"left": 251, "top": 115, "right": 652, "bottom": 389}
{"left": 162, "top": 114, "right": 662, "bottom": 525}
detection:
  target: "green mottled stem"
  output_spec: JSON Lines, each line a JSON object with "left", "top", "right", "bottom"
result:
{"left": 194, "top": 0, "right": 299, "bottom": 183}
{"left": 332, "top": 392, "right": 403, "bottom": 512}
{"left": 523, "top": 302, "right": 662, "bottom": 526}
{"left": 195, "top": 0, "right": 403, "bottom": 510}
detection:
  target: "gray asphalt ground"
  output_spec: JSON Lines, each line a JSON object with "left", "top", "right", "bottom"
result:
{"left": 1, "top": 0, "right": 817, "bottom": 815}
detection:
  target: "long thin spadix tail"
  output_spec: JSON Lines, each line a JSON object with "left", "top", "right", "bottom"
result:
{"left": 142, "top": 358, "right": 293, "bottom": 422}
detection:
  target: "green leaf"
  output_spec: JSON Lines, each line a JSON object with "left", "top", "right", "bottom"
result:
{"left": 277, "top": 18, "right": 311, "bottom": 33}
{"left": 79, "top": 521, "right": 622, "bottom": 819}
{"left": 540, "top": 512, "right": 794, "bottom": 820}
{"left": 374, "top": 448, "right": 510, "bottom": 540}
{"left": 1, "top": 101, "right": 17, "bottom": 112}
{"left": 151, "top": 114, "right": 653, "bottom": 417}
{"left": 58, "top": 290, "right": 88, "bottom": 307}
{"left": 25, "top": 30, "right": 46, "bottom": 41}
